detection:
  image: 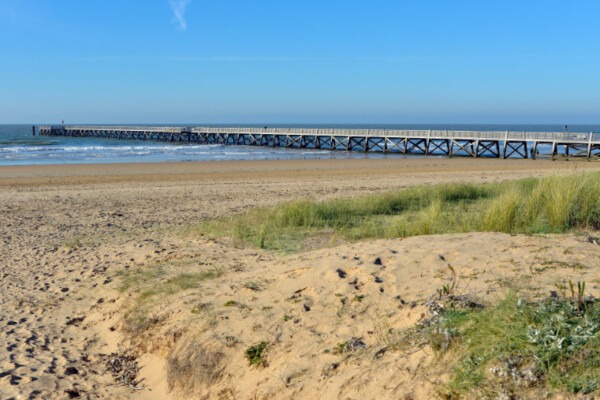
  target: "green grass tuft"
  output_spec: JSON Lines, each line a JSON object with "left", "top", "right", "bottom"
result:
{"left": 120, "top": 267, "right": 222, "bottom": 297}
{"left": 245, "top": 341, "right": 269, "bottom": 367}
{"left": 197, "top": 173, "right": 600, "bottom": 252}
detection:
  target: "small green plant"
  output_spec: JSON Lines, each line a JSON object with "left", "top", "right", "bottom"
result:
{"left": 224, "top": 335, "right": 239, "bottom": 348}
{"left": 190, "top": 303, "right": 211, "bottom": 314}
{"left": 245, "top": 342, "right": 269, "bottom": 367}
{"left": 436, "top": 265, "right": 458, "bottom": 299}
{"left": 283, "top": 314, "right": 292, "bottom": 321}
{"left": 333, "top": 337, "right": 367, "bottom": 355}
{"left": 224, "top": 300, "right": 239, "bottom": 307}
{"left": 569, "top": 280, "right": 586, "bottom": 312}
{"left": 244, "top": 281, "right": 263, "bottom": 291}
{"left": 578, "top": 281, "right": 586, "bottom": 311}
{"left": 353, "top": 294, "right": 365, "bottom": 302}
{"left": 257, "top": 224, "right": 267, "bottom": 249}
{"left": 437, "top": 284, "right": 454, "bottom": 298}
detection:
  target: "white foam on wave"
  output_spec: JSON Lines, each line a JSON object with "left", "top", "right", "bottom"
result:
{"left": 0, "top": 140, "right": 390, "bottom": 165}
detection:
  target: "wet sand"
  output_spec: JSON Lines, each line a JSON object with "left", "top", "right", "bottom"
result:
{"left": 2, "top": 157, "right": 597, "bottom": 185}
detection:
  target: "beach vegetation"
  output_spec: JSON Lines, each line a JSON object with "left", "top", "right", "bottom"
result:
{"left": 119, "top": 266, "right": 222, "bottom": 296}
{"left": 118, "top": 264, "right": 168, "bottom": 293}
{"left": 243, "top": 281, "right": 263, "bottom": 291}
{"left": 119, "top": 261, "right": 224, "bottom": 337}
{"left": 333, "top": 337, "right": 367, "bottom": 355}
{"left": 415, "top": 288, "right": 600, "bottom": 398}
{"left": 190, "top": 303, "right": 212, "bottom": 314}
{"left": 122, "top": 312, "right": 166, "bottom": 337}
{"left": 353, "top": 294, "right": 365, "bottom": 302}
{"left": 166, "top": 340, "right": 227, "bottom": 395}
{"left": 198, "top": 173, "right": 600, "bottom": 252}
{"left": 244, "top": 341, "right": 269, "bottom": 368}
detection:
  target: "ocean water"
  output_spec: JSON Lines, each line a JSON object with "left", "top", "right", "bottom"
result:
{"left": 0, "top": 124, "right": 598, "bottom": 166}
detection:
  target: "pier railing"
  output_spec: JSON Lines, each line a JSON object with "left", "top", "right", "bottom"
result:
{"left": 37, "top": 125, "right": 600, "bottom": 160}
{"left": 39, "top": 125, "right": 598, "bottom": 143}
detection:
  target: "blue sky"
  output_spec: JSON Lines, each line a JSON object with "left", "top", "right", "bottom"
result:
{"left": 1, "top": 0, "right": 599, "bottom": 124}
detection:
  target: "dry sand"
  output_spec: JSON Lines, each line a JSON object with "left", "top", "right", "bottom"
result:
{"left": 1, "top": 158, "right": 599, "bottom": 399}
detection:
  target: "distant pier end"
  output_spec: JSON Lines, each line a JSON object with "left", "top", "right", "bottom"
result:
{"left": 38, "top": 125, "right": 600, "bottom": 160}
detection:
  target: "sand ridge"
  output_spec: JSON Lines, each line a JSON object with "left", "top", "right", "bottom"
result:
{"left": 149, "top": 233, "right": 599, "bottom": 399}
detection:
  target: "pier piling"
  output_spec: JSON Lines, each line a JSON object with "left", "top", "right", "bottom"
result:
{"left": 37, "top": 125, "right": 600, "bottom": 160}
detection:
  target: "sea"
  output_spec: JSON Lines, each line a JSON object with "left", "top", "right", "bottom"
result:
{"left": 1, "top": 124, "right": 598, "bottom": 166}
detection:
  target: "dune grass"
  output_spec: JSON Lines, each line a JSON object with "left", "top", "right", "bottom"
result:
{"left": 200, "top": 173, "right": 600, "bottom": 251}
{"left": 118, "top": 261, "right": 224, "bottom": 334}
{"left": 422, "top": 290, "right": 600, "bottom": 398}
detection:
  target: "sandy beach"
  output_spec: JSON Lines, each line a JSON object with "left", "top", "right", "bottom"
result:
{"left": 2, "top": 157, "right": 600, "bottom": 399}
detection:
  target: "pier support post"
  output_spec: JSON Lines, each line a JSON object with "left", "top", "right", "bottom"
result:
{"left": 35, "top": 126, "right": 598, "bottom": 162}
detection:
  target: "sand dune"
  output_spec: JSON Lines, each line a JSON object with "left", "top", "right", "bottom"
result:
{"left": 1, "top": 158, "right": 599, "bottom": 399}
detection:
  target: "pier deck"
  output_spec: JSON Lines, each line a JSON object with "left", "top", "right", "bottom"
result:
{"left": 38, "top": 125, "right": 600, "bottom": 160}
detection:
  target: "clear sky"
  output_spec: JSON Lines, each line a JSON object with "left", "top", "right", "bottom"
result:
{"left": 1, "top": 0, "right": 599, "bottom": 124}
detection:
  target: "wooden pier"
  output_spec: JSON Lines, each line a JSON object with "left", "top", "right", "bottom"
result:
{"left": 38, "top": 125, "right": 600, "bottom": 160}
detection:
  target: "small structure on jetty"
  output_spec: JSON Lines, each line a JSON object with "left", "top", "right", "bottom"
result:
{"left": 38, "top": 125, "right": 600, "bottom": 160}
